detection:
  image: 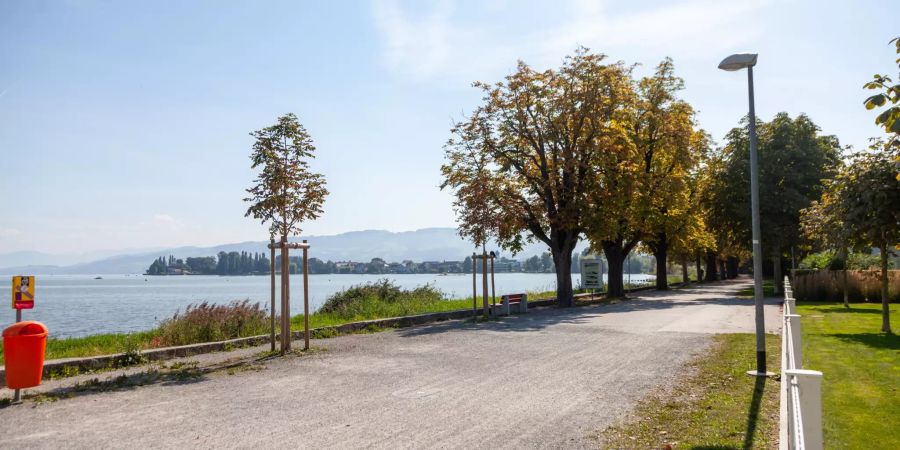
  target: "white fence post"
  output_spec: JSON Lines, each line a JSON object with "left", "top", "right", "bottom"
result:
{"left": 785, "top": 314, "right": 803, "bottom": 369}
{"left": 786, "top": 369, "right": 824, "bottom": 450}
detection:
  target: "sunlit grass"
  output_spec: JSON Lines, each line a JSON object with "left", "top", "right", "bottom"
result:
{"left": 796, "top": 302, "right": 899, "bottom": 449}
{"left": 599, "top": 333, "right": 781, "bottom": 449}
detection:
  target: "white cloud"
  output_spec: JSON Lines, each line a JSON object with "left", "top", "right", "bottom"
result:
{"left": 371, "top": 0, "right": 770, "bottom": 83}
{"left": 372, "top": 0, "right": 455, "bottom": 81}
{"left": 153, "top": 213, "right": 176, "bottom": 225}
{"left": 0, "top": 227, "right": 22, "bottom": 238}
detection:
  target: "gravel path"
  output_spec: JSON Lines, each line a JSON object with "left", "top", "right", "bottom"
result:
{"left": 0, "top": 278, "right": 781, "bottom": 449}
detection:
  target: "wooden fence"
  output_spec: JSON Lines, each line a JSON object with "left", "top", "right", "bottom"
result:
{"left": 790, "top": 269, "right": 899, "bottom": 302}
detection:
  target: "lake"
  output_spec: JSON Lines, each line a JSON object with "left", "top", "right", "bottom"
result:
{"left": 7, "top": 273, "right": 655, "bottom": 338}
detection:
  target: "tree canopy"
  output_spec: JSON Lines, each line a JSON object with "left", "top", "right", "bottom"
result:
{"left": 244, "top": 113, "right": 329, "bottom": 238}
{"left": 801, "top": 141, "right": 900, "bottom": 332}
{"left": 441, "top": 48, "right": 635, "bottom": 306}
{"left": 702, "top": 113, "right": 841, "bottom": 286}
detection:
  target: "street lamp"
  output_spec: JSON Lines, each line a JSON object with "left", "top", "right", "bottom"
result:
{"left": 718, "top": 53, "right": 770, "bottom": 376}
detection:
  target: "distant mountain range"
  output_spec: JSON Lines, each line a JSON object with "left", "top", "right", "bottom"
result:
{"left": 0, "top": 228, "right": 586, "bottom": 275}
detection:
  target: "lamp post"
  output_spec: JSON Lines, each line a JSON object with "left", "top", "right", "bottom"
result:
{"left": 718, "top": 53, "right": 770, "bottom": 376}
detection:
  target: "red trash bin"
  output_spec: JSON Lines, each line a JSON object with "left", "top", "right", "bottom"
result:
{"left": 3, "top": 321, "right": 48, "bottom": 389}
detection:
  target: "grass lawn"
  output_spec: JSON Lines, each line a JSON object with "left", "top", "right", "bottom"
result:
{"left": 795, "top": 302, "right": 899, "bottom": 450}
{"left": 599, "top": 333, "right": 781, "bottom": 449}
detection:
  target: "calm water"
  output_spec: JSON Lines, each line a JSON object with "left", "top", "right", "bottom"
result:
{"left": 8, "top": 273, "right": 654, "bottom": 338}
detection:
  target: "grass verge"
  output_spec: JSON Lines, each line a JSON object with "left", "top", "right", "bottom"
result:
{"left": 599, "top": 333, "right": 781, "bottom": 449}
{"left": 796, "top": 302, "right": 899, "bottom": 449}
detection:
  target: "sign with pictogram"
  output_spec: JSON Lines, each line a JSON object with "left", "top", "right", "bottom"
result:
{"left": 12, "top": 276, "right": 35, "bottom": 310}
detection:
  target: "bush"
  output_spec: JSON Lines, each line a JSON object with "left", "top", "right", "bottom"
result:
{"left": 800, "top": 250, "right": 840, "bottom": 270}
{"left": 317, "top": 279, "right": 446, "bottom": 319}
{"left": 155, "top": 300, "right": 269, "bottom": 347}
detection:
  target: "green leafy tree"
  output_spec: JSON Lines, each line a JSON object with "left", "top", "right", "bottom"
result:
{"left": 705, "top": 113, "right": 841, "bottom": 291}
{"left": 864, "top": 37, "right": 900, "bottom": 140}
{"left": 441, "top": 49, "right": 636, "bottom": 307}
{"left": 803, "top": 142, "right": 900, "bottom": 332}
{"left": 244, "top": 113, "right": 328, "bottom": 239}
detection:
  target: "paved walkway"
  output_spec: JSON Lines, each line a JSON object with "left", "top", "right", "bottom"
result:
{"left": 0, "top": 278, "right": 781, "bottom": 449}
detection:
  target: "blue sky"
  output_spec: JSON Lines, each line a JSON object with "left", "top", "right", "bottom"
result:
{"left": 0, "top": 0, "right": 896, "bottom": 254}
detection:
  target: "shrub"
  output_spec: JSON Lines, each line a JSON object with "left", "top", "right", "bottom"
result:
{"left": 156, "top": 300, "right": 269, "bottom": 347}
{"left": 317, "top": 279, "right": 446, "bottom": 319}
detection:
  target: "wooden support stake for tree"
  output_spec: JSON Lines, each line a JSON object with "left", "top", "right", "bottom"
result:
{"left": 280, "top": 235, "right": 289, "bottom": 354}
{"left": 270, "top": 238, "right": 276, "bottom": 352}
{"left": 302, "top": 240, "right": 310, "bottom": 351}
{"left": 472, "top": 252, "right": 477, "bottom": 316}
{"left": 482, "top": 252, "right": 489, "bottom": 318}
{"left": 492, "top": 255, "right": 497, "bottom": 302}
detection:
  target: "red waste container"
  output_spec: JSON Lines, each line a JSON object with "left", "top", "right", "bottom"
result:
{"left": 3, "top": 321, "right": 48, "bottom": 389}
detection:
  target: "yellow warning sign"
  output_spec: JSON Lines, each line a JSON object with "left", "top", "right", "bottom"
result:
{"left": 12, "top": 276, "right": 34, "bottom": 310}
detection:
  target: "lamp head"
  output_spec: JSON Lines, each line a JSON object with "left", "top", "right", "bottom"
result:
{"left": 718, "top": 53, "right": 758, "bottom": 71}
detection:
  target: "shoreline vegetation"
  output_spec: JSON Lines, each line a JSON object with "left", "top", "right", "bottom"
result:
{"left": 0, "top": 278, "right": 669, "bottom": 365}
{"left": 144, "top": 251, "right": 660, "bottom": 276}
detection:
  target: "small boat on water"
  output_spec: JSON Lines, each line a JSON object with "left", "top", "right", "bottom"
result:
{"left": 94, "top": 276, "right": 103, "bottom": 280}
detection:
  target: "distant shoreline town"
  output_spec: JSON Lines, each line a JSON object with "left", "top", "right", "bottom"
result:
{"left": 143, "top": 252, "right": 648, "bottom": 276}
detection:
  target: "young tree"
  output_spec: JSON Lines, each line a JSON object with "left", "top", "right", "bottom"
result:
{"left": 442, "top": 49, "right": 635, "bottom": 307}
{"left": 244, "top": 113, "right": 328, "bottom": 239}
{"left": 811, "top": 143, "right": 900, "bottom": 332}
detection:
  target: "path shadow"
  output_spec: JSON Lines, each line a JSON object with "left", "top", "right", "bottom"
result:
{"left": 802, "top": 305, "right": 885, "bottom": 315}
{"left": 0, "top": 354, "right": 276, "bottom": 408}
{"left": 10, "top": 364, "right": 211, "bottom": 406}
{"left": 741, "top": 376, "right": 766, "bottom": 450}
{"left": 396, "top": 307, "right": 595, "bottom": 338}
{"left": 397, "top": 280, "right": 777, "bottom": 338}
{"left": 825, "top": 332, "right": 900, "bottom": 350}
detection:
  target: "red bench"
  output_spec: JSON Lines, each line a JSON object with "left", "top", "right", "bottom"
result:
{"left": 497, "top": 293, "right": 528, "bottom": 315}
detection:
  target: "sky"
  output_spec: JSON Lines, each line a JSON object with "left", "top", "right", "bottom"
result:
{"left": 0, "top": 0, "right": 896, "bottom": 255}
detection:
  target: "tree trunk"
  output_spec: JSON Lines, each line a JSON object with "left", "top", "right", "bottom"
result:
{"left": 704, "top": 251, "right": 718, "bottom": 282}
{"left": 718, "top": 259, "right": 727, "bottom": 281}
{"left": 726, "top": 257, "right": 739, "bottom": 279}
{"left": 653, "top": 237, "right": 669, "bottom": 290}
{"left": 696, "top": 253, "right": 703, "bottom": 283}
{"left": 843, "top": 268, "right": 849, "bottom": 309}
{"left": 880, "top": 242, "right": 891, "bottom": 333}
{"left": 773, "top": 255, "right": 782, "bottom": 294}
{"left": 551, "top": 237, "right": 577, "bottom": 308}
{"left": 603, "top": 241, "right": 626, "bottom": 298}
{"left": 682, "top": 255, "right": 689, "bottom": 284}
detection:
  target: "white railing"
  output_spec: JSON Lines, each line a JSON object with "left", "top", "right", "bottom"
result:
{"left": 780, "top": 277, "right": 823, "bottom": 450}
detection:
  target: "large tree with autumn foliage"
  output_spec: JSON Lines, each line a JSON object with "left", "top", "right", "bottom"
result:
{"left": 583, "top": 59, "right": 705, "bottom": 294}
{"left": 441, "top": 49, "right": 635, "bottom": 307}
